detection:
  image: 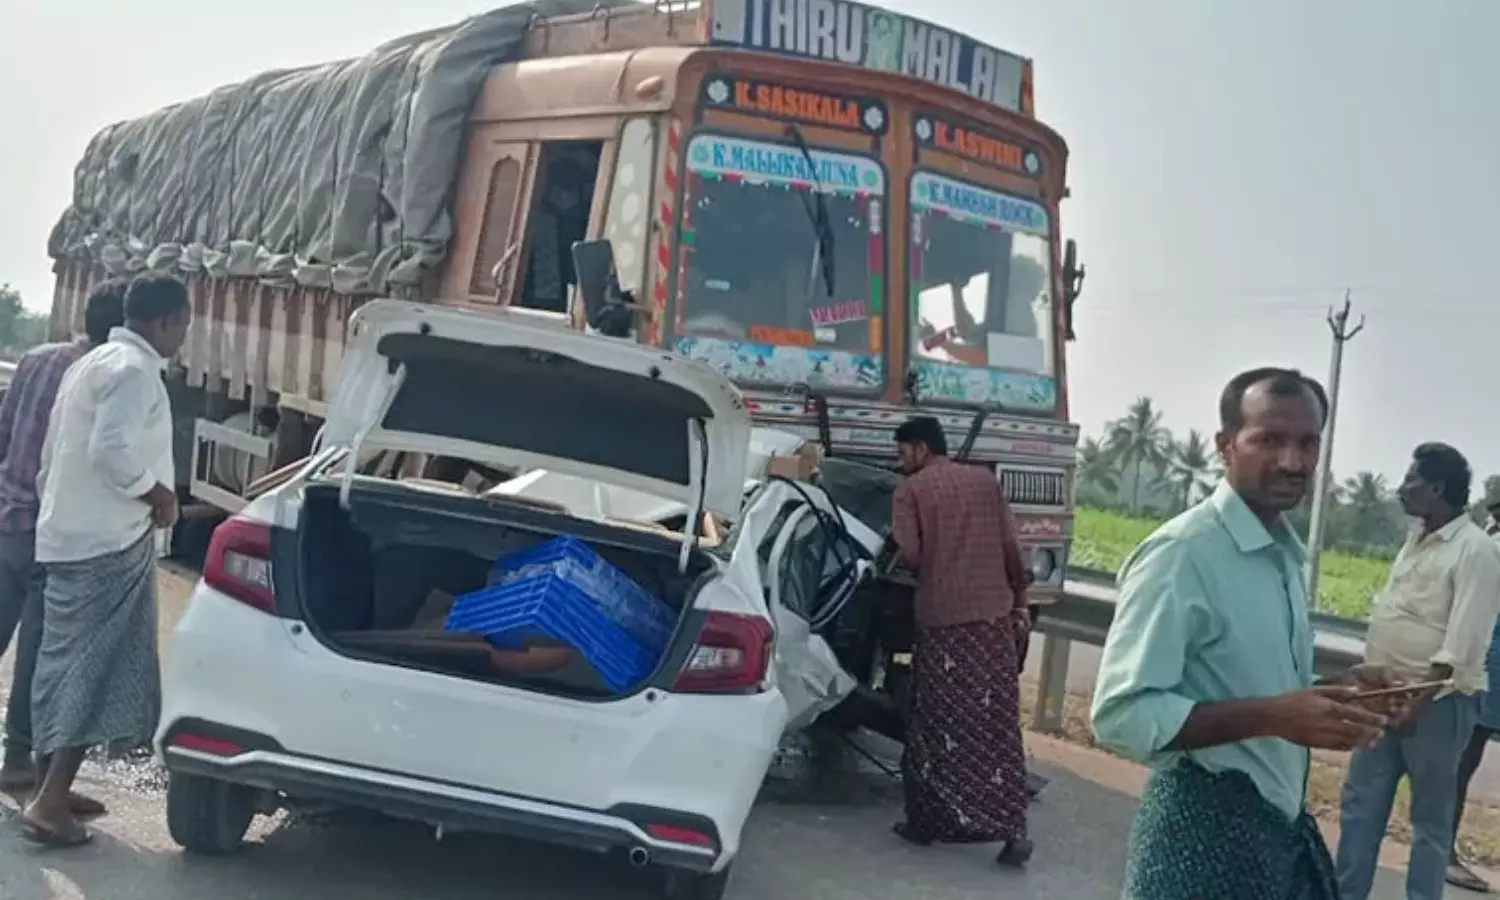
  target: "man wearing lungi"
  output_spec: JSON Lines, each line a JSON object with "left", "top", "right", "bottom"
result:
{"left": 0, "top": 278, "right": 124, "bottom": 811}
{"left": 889, "top": 415, "right": 1034, "bottom": 867}
{"left": 21, "top": 273, "right": 189, "bottom": 846}
{"left": 1092, "top": 367, "right": 1403, "bottom": 900}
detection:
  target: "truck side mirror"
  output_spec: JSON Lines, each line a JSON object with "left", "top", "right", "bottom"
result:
{"left": 1061, "top": 238, "right": 1086, "bottom": 342}
{"left": 570, "top": 239, "right": 633, "bottom": 338}
{"left": 571, "top": 239, "right": 616, "bottom": 321}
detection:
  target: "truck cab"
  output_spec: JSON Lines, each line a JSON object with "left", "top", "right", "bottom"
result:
{"left": 435, "top": 2, "right": 1084, "bottom": 597}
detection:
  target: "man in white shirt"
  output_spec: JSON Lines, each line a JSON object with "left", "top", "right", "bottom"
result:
{"left": 19, "top": 273, "right": 188, "bottom": 847}
{"left": 1336, "top": 443, "right": 1500, "bottom": 900}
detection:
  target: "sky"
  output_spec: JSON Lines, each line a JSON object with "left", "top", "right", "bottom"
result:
{"left": 1, "top": 0, "right": 1497, "bottom": 485}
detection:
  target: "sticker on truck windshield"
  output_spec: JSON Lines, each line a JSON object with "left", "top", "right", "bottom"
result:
{"left": 910, "top": 171, "right": 1048, "bottom": 235}
{"left": 914, "top": 360, "right": 1057, "bottom": 411}
{"left": 809, "top": 299, "right": 869, "bottom": 327}
{"left": 677, "top": 336, "right": 882, "bottom": 390}
{"left": 687, "top": 134, "right": 885, "bottom": 197}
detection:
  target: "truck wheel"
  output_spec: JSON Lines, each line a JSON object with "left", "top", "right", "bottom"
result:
{"left": 663, "top": 864, "right": 732, "bottom": 900}
{"left": 165, "top": 771, "right": 255, "bottom": 855}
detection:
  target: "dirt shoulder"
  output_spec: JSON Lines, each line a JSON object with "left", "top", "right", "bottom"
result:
{"left": 1019, "top": 678, "right": 1500, "bottom": 870}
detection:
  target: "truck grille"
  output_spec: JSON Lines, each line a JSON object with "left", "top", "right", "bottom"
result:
{"left": 999, "top": 468, "right": 1068, "bottom": 507}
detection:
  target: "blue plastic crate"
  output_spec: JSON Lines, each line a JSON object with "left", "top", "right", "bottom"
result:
{"left": 443, "top": 537, "right": 672, "bottom": 693}
{"left": 485, "top": 536, "right": 673, "bottom": 653}
{"left": 445, "top": 579, "right": 657, "bottom": 692}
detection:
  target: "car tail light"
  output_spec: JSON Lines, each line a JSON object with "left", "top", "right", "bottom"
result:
{"left": 671, "top": 612, "right": 773, "bottom": 695}
{"left": 646, "top": 823, "right": 715, "bottom": 849}
{"left": 169, "top": 733, "right": 244, "bottom": 757}
{"left": 203, "top": 516, "right": 275, "bottom": 613}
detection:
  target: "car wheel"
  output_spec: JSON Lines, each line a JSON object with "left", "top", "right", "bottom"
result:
{"left": 662, "top": 864, "right": 732, "bottom": 900}
{"left": 165, "top": 771, "right": 256, "bottom": 854}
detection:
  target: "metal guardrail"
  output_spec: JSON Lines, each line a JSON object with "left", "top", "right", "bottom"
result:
{"left": 1028, "top": 564, "right": 1370, "bottom": 734}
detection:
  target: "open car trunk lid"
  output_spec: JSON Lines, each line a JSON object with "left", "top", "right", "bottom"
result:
{"left": 322, "top": 300, "right": 751, "bottom": 519}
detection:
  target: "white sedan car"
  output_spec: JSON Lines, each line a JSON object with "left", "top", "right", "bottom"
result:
{"left": 155, "top": 300, "right": 879, "bottom": 900}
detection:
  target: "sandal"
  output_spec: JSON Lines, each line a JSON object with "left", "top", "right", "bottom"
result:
{"left": 892, "top": 822, "right": 933, "bottom": 847}
{"left": 1446, "top": 862, "right": 1491, "bottom": 893}
{"left": 19, "top": 813, "right": 93, "bottom": 848}
{"left": 1026, "top": 773, "right": 1049, "bottom": 800}
{"left": 996, "top": 836, "right": 1034, "bottom": 868}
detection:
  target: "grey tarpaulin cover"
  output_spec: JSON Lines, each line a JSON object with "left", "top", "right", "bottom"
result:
{"left": 48, "top": 0, "right": 636, "bottom": 296}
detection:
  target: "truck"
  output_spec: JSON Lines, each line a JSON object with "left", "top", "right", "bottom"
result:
{"left": 45, "top": 0, "right": 1084, "bottom": 597}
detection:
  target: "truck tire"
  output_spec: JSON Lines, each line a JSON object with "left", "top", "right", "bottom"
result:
{"left": 165, "top": 771, "right": 255, "bottom": 855}
{"left": 663, "top": 864, "right": 732, "bottom": 900}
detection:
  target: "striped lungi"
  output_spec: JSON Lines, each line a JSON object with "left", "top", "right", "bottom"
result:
{"left": 30, "top": 529, "right": 160, "bottom": 757}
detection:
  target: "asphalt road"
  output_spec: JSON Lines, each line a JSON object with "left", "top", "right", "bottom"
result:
{"left": 0, "top": 568, "right": 1462, "bottom": 899}
{"left": 0, "top": 755, "right": 1139, "bottom": 900}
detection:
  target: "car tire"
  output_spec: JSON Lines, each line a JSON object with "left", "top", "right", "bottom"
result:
{"left": 165, "top": 771, "right": 255, "bottom": 855}
{"left": 662, "top": 864, "right": 732, "bottom": 900}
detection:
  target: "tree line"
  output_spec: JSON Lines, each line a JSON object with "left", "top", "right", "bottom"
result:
{"left": 1079, "top": 396, "right": 1500, "bottom": 558}
{"left": 0, "top": 285, "right": 49, "bottom": 360}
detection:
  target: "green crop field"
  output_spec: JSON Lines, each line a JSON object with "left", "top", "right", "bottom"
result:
{"left": 1071, "top": 506, "right": 1389, "bottom": 620}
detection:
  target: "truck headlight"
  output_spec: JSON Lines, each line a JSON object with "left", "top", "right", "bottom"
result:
{"left": 1029, "top": 548, "right": 1057, "bottom": 584}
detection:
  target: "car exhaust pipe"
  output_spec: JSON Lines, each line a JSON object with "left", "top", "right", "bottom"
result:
{"left": 628, "top": 847, "right": 651, "bottom": 868}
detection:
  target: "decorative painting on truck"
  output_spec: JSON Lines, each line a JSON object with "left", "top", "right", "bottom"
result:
{"left": 701, "top": 74, "right": 888, "bottom": 136}
{"left": 673, "top": 133, "right": 887, "bottom": 391}
{"left": 913, "top": 114, "right": 1043, "bottom": 179}
{"left": 912, "top": 361, "right": 1056, "bottom": 411}
{"left": 677, "top": 336, "right": 881, "bottom": 390}
{"left": 705, "top": 0, "right": 1030, "bottom": 114}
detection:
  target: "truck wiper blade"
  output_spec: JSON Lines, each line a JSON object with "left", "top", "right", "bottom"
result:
{"left": 784, "top": 124, "right": 836, "bottom": 298}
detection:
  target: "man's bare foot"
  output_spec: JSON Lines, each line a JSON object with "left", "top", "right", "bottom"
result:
{"left": 20, "top": 800, "right": 92, "bottom": 848}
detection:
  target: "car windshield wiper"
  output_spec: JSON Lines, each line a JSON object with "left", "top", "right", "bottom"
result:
{"left": 784, "top": 124, "right": 836, "bottom": 298}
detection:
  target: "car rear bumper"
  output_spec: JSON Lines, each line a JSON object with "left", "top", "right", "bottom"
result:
{"left": 160, "top": 724, "right": 723, "bottom": 872}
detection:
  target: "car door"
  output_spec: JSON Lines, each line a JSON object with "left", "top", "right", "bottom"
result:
{"left": 733, "top": 480, "right": 875, "bottom": 730}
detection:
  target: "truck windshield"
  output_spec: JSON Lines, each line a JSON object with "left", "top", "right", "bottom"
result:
{"left": 908, "top": 171, "right": 1057, "bottom": 410}
{"left": 674, "top": 133, "right": 886, "bottom": 391}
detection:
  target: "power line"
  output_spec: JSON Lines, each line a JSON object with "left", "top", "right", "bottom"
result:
{"left": 1073, "top": 286, "right": 1496, "bottom": 303}
{"left": 1079, "top": 301, "right": 1500, "bottom": 322}
{"left": 1074, "top": 286, "right": 1496, "bottom": 319}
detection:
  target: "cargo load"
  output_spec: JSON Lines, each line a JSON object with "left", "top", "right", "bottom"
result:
{"left": 49, "top": 0, "right": 630, "bottom": 297}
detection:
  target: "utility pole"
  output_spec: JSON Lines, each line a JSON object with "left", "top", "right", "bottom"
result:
{"left": 1306, "top": 290, "right": 1364, "bottom": 605}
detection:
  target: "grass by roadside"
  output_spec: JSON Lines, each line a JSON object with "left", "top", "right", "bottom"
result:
{"left": 1018, "top": 678, "right": 1500, "bottom": 867}
{"left": 1072, "top": 506, "right": 1389, "bottom": 619}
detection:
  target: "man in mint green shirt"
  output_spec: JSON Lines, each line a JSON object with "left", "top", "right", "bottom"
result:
{"left": 1091, "top": 367, "right": 1396, "bottom": 900}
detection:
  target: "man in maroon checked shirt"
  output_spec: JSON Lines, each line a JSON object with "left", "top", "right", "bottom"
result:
{"left": 0, "top": 279, "right": 125, "bottom": 815}
{"left": 888, "top": 415, "right": 1033, "bottom": 868}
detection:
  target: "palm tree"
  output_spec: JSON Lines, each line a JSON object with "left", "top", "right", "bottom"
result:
{"left": 1105, "top": 397, "right": 1171, "bottom": 511}
{"left": 1167, "top": 429, "right": 1215, "bottom": 511}
{"left": 1342, "top": 472, "right": 1388, "bottom": 518}
{"left": 1340, "top": 471, "right": 1394, "bottom": 548}
{"left": 1076, "top": 437, "right": 1120, "bottom": 499}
